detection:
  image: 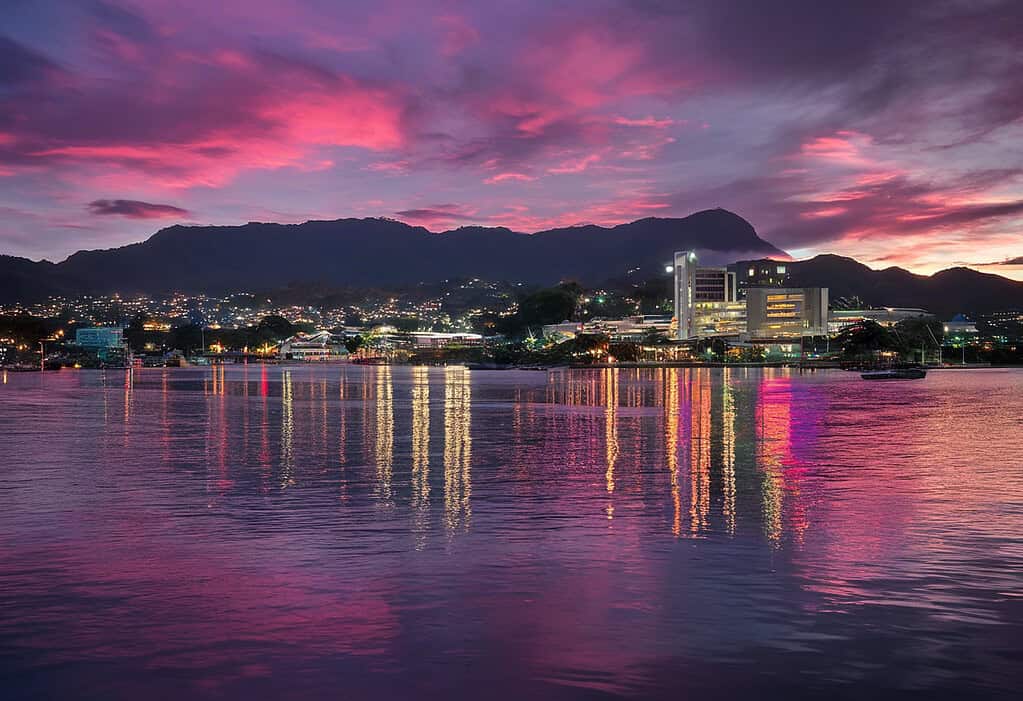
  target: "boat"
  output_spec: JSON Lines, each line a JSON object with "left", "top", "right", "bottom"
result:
{"left": 860, "top": 367, "right": 927, "bottom": 380}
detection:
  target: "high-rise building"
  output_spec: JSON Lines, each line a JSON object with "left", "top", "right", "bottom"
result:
{"left": 673, "top": 251, "right": 697, "bottom": 340}
{"left": 745, "top": 287, "right": 829, "bottom": 338}
{"left": 673, "top": 251, "right": 739, "bottom": 340}
{"left": 729, "top": 259, "right": 790, "bottom": 299}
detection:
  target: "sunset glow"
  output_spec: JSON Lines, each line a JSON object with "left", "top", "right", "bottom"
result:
{"left": 1, "top": 1, "right": 1020, "bottom": 278}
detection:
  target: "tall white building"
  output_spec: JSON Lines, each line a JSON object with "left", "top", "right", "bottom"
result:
{"left": 673, "top": 251, "right": 697, "bottom": 340}
{"left": 673, "top": 251, "right": 739, "bottom": 340}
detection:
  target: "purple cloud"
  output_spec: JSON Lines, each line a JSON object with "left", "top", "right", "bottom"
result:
{"left": 0, "top": 0, "right": 1020, "bottom": 278}
{"left": 87, "top": 199, "right": 190, "bottom": 219}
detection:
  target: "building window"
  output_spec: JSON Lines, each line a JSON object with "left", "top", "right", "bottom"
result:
{"left": 776, "top": 265, "right": 786, "bottom": 274}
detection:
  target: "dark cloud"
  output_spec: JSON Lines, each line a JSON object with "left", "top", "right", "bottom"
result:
{"left": 87, "top": 199, "right": 190, "bottom": 219}
{"left": 990, "top": 256, "right": 1023, "bottom": 266}
{"left": 0, "top": 35, "right": 61, "bottom": 86}
{"left": 625, "top": 0, "right": 1023, "bottom": 140}
{"left": 88, "top": 0, "right": 157, "bottom": 39}
{"left": 663, "top": 167, "right": 1023, "bottom": 254}
{"left": 393, "top": 205, "right": 475, "bottom": 223}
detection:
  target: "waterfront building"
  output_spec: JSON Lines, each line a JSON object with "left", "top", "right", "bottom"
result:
{"left": 943, "top": 314, "right": 978, "bottom": 336}
{"left": 541, "top": 321, "right": 583, "bottom": 339}
{"left": 673, "top": 251, "right": 738, "bottom": 340}
{"left": 586, "top": 315, "right": 673, "bottom": 341}
{"left": 408, "top": 332, "right": 484, "bottom": 348}
{"left": 75, "top": 327, "right": 124, "bottom": 349}
{"left": 828, "top": 307, "right": 933, "bottom": 334}
{"left": 745, "top": 287, "right": 829, "bottom": 339}
{"left": 544, "top": 316, "right": 672, "bottom": 343}
{"left": 278, "top": 331, "right": 347, "bottom": 361}
{"left": 693, "top": 301, "right": 747, "bottom": 337}
{"left": 73, "top": 326, "right": 126, "bottom": 363}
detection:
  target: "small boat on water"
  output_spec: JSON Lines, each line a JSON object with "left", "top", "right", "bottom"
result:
{"left": 861, "top": 367, "right": 927, "bottom": 380}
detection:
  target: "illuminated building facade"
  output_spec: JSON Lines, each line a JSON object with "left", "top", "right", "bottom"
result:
{"left": 543, "top": 315, "right": 673, "bottom": 342}
{"left": 409, "top": 332, "right": 484, "bottom": 348}
{"left": 828, "top": 307, "right": 933, "bottom": 334}
{"left": 693, "top": 301, "right": 747, "bottom": 337}
{"left": 673, "top": 250, "right": 697, "bottom": 340}
{"left": 673, "top": 251, "right": 738, "bottom": 340}
{"left": 278, "top": 331, "right": 347, "bottom": 361}
{"left": 731, "top": 259, "right": 790, "bottom": 299}
{"left": 746, "top": 287, "right": 829, "bottom": 339}
{"left": 943, "top": 314, "right": 978, "bottom": 334}
{"left": 75, "top": 327, "right": 124, "bottom": 349}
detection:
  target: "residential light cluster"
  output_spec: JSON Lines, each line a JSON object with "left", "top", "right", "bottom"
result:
{"left": 0, "top": 278, "right": 521, "bottom": 334}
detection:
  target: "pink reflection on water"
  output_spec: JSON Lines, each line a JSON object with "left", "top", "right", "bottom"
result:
{"left": 1, "top": 520, "right": 400, "bottom": 691}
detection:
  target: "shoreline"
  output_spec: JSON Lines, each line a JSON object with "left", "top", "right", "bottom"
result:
{"left": 6, "top": 361, "right": 1019, "bottom": 372}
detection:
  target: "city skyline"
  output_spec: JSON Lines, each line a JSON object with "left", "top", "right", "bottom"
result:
{"left": 2, "top": 1, "right": 1022, "bottom": 279}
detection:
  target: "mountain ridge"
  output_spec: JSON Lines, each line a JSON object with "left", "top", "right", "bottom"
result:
{"left": 3, "top": 209, "right": 785, "bottom": 299}
{"left": 2, "top": 210, "right": 1021, "bottom": 318}
{"left": 734, "top": 253, "right": 1023, "bottom": 318}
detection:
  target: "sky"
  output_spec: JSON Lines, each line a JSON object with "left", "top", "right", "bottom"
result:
{"left": 1, "top": 0, "right": 1021, "bottom": 279}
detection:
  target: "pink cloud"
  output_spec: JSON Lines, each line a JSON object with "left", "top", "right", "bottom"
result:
{"left": 481, "top": 193, "right": 673, "bottom": 232}
{"left": 526, "top": 28, "right": 680, "bottom": 111}
{"left": 484, "top": 172, "right": 536, "bottom": 184}
{"left": 547, "top": 153, "right": 602, "bottom": 174}
{"left": 6, "top": 42, "right": 408, "bottom": 189}
{"left": 436, "top": 15, "right": 479, "bottom": 56}
{"left": 367, "top": 159, "right": 411, "bottom": 174}
{"left": 800, "top": 206, "right": 848, "bottom": 219}
{"left": 2, "top": 0, "right": 1022, "bottom": 277}
{"left": 619, "top": 135, "right": 676, "bottom": 161}
{"left": 799, "top": 131, "right": 873, "bottom": 167}
{"left": 612, "top": 116, "right": 676, "bottom": 128}
{"left": 264, "top": 85, "right": 404, "bottom": 149}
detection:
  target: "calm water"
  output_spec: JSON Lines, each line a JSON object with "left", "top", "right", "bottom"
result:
{"left": 1, "top": 365, "right": 1022, "bottom": 699}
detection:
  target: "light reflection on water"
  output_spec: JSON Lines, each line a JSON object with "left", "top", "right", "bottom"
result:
{"left": 1, "top": 365, "right": 1022, "bottom": 699}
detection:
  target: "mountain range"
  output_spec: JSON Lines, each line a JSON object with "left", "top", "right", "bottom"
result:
{"left": 1, "top": 208, "right": 1021, "bottom": 317}
{"left": 1, "top": 209, "right": 781, "bottom": 300}
{"left": 748, "top": 254, "right": 1023, "bottom": 320}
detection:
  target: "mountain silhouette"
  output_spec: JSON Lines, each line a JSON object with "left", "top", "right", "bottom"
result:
{"left": 738, "top": 254, "right": 1023, "bottom": 318}
{"left": 1, "top": 209, "right": 784, "bottom": 299}
{"left": 3, "top": 211, "right": 1021, "bottom": 318}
